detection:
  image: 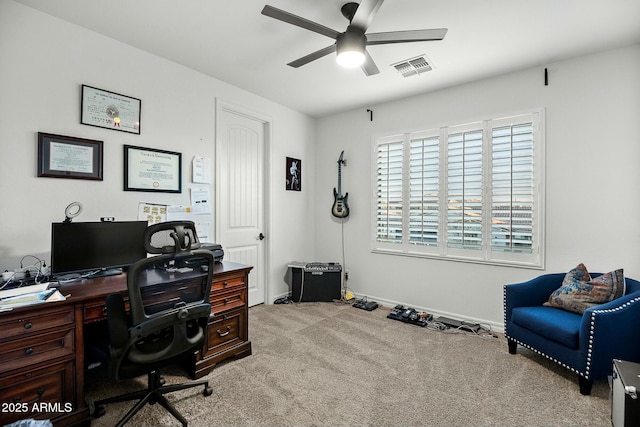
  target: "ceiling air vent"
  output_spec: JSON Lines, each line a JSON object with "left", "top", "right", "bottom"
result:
{"left": 392, "top": 55, "right": 433, "bottom": 77}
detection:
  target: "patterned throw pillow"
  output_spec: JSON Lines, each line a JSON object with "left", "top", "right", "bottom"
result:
{"left": 544, "top": 263, "right": 625, "bottom": 314}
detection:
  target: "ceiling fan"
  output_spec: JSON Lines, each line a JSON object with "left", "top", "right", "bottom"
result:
{"left": 261, "top": 0, "right": 447, "bottom": 76}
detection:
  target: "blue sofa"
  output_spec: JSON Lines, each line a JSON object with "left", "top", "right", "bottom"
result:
{"left": 504, "top": 273, "right": 640, "bottom": 395}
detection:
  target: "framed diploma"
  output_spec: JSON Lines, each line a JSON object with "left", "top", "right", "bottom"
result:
{"left": 37, "top": 132, "right": 103, "bottom": 180}
{"left": 124, "top": 145, "right": 182, "bottom": 193}
{"left": 81, "top": 85, "right": 141, "bottom": 134}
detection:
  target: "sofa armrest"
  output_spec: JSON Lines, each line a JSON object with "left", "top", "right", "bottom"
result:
{"left": 504, "top": 273, "right": 565, "bottom": 321}
{"left": 580, "top": 291, "right": 640, "bottom": 378}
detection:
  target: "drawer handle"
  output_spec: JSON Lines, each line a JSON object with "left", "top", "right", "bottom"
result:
{"left": 224, "top": 298, "right": 229, "bottom": 305}
{"left": 25, "top": 347, "right": 34, "bottom": 356}
{"left": 217, "top": 326, "right": 231, "bottom": 337}
{"left": 13, "top": 388, "right": 44, "bottom": 405}
{"left": 223, "top": 281, "right": 228, "bottom": 287}
{"left": 24, "top": 322, "right": 33, "bottom": 330}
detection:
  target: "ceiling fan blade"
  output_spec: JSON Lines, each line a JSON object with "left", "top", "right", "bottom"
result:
{"left": 262, "top": 5, "right": 340, "bottom": 40}
{"left": 350, "top": 0, "right": 384, "bottom": 31}
{"left": 361, "top": 50, "right": 380, "bottom": 76}
{"left": 287, "top": 44, "right": 337, "bottom": 68}
{"left": 366, "top": 28, "right": 448, "bottom": 45}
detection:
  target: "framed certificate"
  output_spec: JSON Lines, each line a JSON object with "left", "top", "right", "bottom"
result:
{"left": 124, "top": 145, "right": 182, "bottom": 193}
{"left": 81, "top": 85, "right": 141, "bottom": 134}
{"left": 37, "top": 132, "right": 103, "bottom": 180}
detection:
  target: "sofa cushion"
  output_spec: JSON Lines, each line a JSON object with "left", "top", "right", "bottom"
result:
{"left": 511, "top": 306, "right": 581, "bottom": 349}
{"left": 544, "top": 264, "right": 625, "bottom": 314}
{"left": 564, "top": 262, "right": 591, "bottom": 283}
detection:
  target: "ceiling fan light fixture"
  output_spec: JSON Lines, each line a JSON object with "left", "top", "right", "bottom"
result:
{"left": 336, "top": 30, "right": 366, "bottom": 68}
{"left": 336, "top": 50, "right": 365, "bottom": 68}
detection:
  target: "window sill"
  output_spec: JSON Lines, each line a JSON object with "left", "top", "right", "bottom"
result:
{"left": 371, "top": 248, "right": 544, "bottom": 270}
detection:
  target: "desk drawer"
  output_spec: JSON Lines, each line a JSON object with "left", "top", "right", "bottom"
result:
{"left": 204, "top": 308, "right": 246, "bottom": 356}
{"left": 0, "top": 304, "right": 74, "bottom": 342}
{"left": 212, "top": 276, "right": 245, "bottom": 293}
{"left": 210, "top": 287, "right": 246, "bottom": 314}
{"left": 0, "top": 360, "right": 75, "bottom": 426}
{"left": 0, "top": 328, "right": 74, "bottom": 374}
{"left": 84, "top": 296, "right": 129, "bottom": 323}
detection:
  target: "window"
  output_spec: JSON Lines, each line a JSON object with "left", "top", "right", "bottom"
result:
{"left": 373, "top": 111, "right": 544, "bottom": 268}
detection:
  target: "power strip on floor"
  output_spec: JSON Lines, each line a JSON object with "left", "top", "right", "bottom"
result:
{"left": 436, "top": 316, "right": 481, "bottom": 332}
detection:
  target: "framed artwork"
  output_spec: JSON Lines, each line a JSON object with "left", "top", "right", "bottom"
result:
{"left": 124, "top": 145, "right": 182, "bottom": 193}
{"left": 286, "top": 157, "right": 301, "bottom": 191}
{"left": 37, "top": 132, "right": 103, "bottom": 180}
{"left": 81, "top": 85, "right": 141, "bottom": 134}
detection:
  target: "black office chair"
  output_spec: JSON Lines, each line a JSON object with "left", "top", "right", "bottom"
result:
{"left": 93, "top": 221, "right": 214, "bottom": 427}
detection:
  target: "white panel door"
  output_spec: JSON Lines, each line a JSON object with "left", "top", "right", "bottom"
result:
{"left": 217, "top": 104, "right": 266, "bottom": 306}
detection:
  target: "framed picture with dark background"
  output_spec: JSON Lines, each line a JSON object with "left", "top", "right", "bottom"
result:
{"left": 286, "top": 157, "right": 301, "bottom": 191}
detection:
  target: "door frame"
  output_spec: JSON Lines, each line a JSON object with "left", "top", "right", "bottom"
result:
{"left": 215, "top": 99, "right": 272, "bottom": 305}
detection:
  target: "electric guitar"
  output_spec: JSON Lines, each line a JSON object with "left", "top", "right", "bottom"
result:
{"left": 331, "top": 151, "right": 350, "bottom": 218}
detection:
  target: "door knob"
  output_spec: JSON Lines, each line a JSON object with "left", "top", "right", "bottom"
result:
{"left": 258, "top": 233, "right": 265, "bottom": 240}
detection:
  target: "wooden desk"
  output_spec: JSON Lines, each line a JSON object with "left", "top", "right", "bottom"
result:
{"left": 0, "top": 261, "right": 252, "bottom": 427}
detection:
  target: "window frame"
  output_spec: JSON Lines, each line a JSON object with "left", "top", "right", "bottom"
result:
{"left": 371, "top": 110, "right": 545, "bottom": 269}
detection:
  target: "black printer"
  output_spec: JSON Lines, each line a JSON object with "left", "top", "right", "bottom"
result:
{"left": 200, "top": 243, "right": 224, "bottom": 263}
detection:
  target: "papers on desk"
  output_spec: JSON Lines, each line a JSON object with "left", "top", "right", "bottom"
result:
{"left": 0, "top": 282, "right": 50, "bottom": 299}
{"left": 0, "top": 283, "right": 66, "bottom": 310}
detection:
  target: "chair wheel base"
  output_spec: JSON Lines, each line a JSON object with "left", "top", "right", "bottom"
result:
{"left": 203, "top": 386, "right": 213, "bottom": 396}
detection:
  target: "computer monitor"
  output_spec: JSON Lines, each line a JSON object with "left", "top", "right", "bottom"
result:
{"left": 51, "top": 221, "right": 148, "bottom": 279}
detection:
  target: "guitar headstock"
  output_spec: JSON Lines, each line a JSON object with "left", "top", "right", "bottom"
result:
{"left": 337, "top": 150, "right": 346, "bottom": 166}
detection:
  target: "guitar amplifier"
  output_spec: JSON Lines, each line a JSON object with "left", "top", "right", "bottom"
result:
{"left": 288, "top": 262, "right": 342, "bottom": 302}
{"left": 612, "top": 359, "right": 640, "bottom": 427}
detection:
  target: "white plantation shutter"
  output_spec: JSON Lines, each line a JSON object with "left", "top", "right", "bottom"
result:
{"left": 372, "top": 110, "right": 544, "bottom": 268}
{"left": 446, "top": 128, "right": 483, "bottom": 250}
{"left": 409, "top": 134, "right": 440, "bottom": 246}
{"left": 376, "top": 139, "right": 404, "bottom": 244}
{"left": 491, "top": 120, "right": 534, "bottom": 254}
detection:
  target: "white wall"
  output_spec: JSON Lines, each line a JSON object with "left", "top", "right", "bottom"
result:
{"left": 0, "top": 1, "right": 317, "bottom": 300}
{"left": 315, "top": 44, "right": 640, "bottom": 329}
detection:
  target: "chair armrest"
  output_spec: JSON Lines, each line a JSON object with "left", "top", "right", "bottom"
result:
{"left": 580, "top": 291, "right": 640, "bottom": 376}
{"left": 504, "top": 273, "right": 565, "bottom": 320}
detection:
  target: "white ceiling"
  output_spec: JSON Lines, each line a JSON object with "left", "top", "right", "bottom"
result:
{"left": 13, "top": 0, "right": 640, "bottom": 118}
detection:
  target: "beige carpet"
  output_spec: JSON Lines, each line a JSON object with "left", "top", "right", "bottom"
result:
{"left": 87, "top": 302, "right": 612, "bottom": 426}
